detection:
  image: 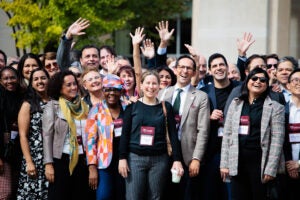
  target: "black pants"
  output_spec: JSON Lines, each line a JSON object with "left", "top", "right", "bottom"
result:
{"left": 231, "top": 147, "right": 266, "bottom": 200}
{"left": 286, "top": 174, "right": 300, "bottom": 200}
{"left": 48, "top": 154, "right": 95, "bottom": 200}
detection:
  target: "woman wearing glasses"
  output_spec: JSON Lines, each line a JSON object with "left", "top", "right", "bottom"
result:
{"left": 220, "top": 68, "right": 285, "bottom": 200}
{"left": 81, "top": 69, "right": 103, "bottom": 108}
{"left": 86, "top": 74, "right": 126, "bottom": 200}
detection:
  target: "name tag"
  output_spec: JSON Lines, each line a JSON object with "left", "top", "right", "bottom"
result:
{"left": 76, "top": 135, "right": 85, "bottom": 154}
{"left": 238, "top": 116, "right": 250, "bottom": 135}
{"left": 218, "top": 127, "right": 224, "bottom": 137}
{"left": 289, "top": 133, "right": 300, "bottom": 143}
{"left": 114, "top": 119, "right": 123, "bottom": 137}
{"left": 218, "top": 117, "right": 224, "bottom": 137}
{"left": 11, "top": 131, "right": 18, "bottom": 140}
{"left": 289, "top": 123, "right": 300, "bottom": 143}
{"left": 175, "top": 114, "right": 181, "bottom": 129}
{"left": 140, "top": 126, "right": 155, "bottom": 146}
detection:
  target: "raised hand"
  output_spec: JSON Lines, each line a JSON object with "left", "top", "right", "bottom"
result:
{"left": 66, "top": 18, "right": 90, "bottom": 39}
{"left": 130, "top": 27, "right": 145, "bottom": 46}
{"left": 155, "top": 21, "right": 174, "bottom": 45}
{"left": 184, "top": 43, "right": 200, "bottom": 66}
{"left": 107, "top": 55, "right": 119, "bottom": 74}
{"left": 140, "top": 39, "right": 155, "bottom": 59}
{"left": 236, "top": 32, "right": 255, "bottom": 56}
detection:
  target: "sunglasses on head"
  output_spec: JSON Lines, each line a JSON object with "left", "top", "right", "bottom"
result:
{"left": 266, "top": 64, "right": 277, "bottom": 69}
{"left": 250, "top": 76, "right": 267, "bottom": 83}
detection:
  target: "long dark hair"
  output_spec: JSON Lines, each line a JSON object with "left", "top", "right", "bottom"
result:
{"left": 48, "top": 70, "right": 78, "bottom": 100}
{"left": 156, "top": 65, "right": 177, "bottom": 86}
{"left": 17, "top": 53, "right": 43, "bottom": 89}
{"left": 24, "top": 68, "right": 50, "bottom": 114}
{"left": 239, "top": 67, "right": 270, "bottom": 101}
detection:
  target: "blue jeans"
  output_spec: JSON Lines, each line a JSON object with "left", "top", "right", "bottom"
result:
{"left": 125, "top": 152, "right": 169, "bottom": 200}
{"left": 96, "top": 165, "right": 125, "bottom": 200}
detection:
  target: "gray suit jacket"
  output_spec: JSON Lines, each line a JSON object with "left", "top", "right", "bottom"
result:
{"left": 220, "top": 96, "right": 285, "bottom": 179}
{"left": 159, "top": 86, "right": 210, "bottom": 166}
{"left": 42, "top": 100, "right": 69, "bottom": 164}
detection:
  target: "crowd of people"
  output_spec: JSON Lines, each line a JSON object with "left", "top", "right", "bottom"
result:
{"left": 0, "top": 17, "right": 299, "bottom": 200}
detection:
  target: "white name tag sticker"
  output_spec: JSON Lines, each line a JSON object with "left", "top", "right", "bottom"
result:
{"left": 11, "top": 131, "right": 18, "bottom": 140}
{"left": 140, "top": 126, "right": 155, "bottom": 146}
{"left": 140, "top": 134, "right": 154, "bottom": 146}
{"left": 289, "top": 133, "right": 300, "bottom": 143}
{"left": 114, "top": 127, "right": 122, "bottom": 137}
{"left": 238, "top": 125, "right": 249, "bottom": 135}
{"left": 114, "top": 119, "right": 123, "bottom": 137}
{"left": 218, "top": 127, "right": 224, "bottom": 137}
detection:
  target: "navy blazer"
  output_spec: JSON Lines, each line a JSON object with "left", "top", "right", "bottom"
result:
{"left": 200, "top": 80, "right": 241, "bottom": 160}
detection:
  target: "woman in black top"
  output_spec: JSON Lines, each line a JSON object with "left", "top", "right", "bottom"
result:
{"left": 0, "top": 66, "right": 24, "bottom": 199}
{"left": 220, "top": 68, "right": 285, "bottom": 200}
{"left": 118, "top": 70, "right": 184, "bottom": 200}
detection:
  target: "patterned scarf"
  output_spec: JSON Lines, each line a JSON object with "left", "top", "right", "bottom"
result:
{"left": 59, "top": 95, "right": 88, "bottom": 175}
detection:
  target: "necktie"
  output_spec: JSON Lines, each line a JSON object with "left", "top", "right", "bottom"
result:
{"left": 173, "top": 89, "right": 183, "bottom": 115}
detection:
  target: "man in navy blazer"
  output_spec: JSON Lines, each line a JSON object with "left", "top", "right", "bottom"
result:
{"left": 200, "top": 53, "right": 240, "bottom": 200}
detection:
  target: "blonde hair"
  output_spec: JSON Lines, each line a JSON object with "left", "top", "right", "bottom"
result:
{"left": 141, "top": 70, "right": 160, "bottom": 84}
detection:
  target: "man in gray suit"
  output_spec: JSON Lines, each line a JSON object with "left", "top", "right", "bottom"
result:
{"left": 159, "top": 55, "right": 210, "bottom": 200}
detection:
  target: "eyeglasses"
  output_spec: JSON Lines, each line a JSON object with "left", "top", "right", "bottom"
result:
{"left": 45, "top": 62, "right": 58, "bottom": 70}
{"left": 103, "top": 87, "right": 122, "bottom": 93}
{"left": 1, "top": 76, "right": 17, "bottom": 81}
{"left": 267, "top": 64, "right": 277, "bottom": 69}
{"left": 83, "top": 75, "right": 101, "bottom": 83}
{"left": 177, "top": 65, "right": 194, "bottom": 71}
{"left": 250, "top": 76, "right": 267, "bottom": 83}
{"left": 290, "top": 78, "right": 300, "bottom": 85}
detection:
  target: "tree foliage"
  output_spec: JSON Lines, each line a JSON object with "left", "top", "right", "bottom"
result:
{"left": 0, "top": 0, "right": 191, "bottom": 53}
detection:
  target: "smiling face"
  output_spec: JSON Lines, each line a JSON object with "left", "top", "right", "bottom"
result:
{"left": 247, "top": 73, "right": 268, "bottom": 98}
{"left": 141, "top": 74, "right": 160, "bottom": 99}
{"left": 80, "top": 47, "right": 100, "bottom": 71}
{"left": 0, "top": 69, "right": 18, "bottom": 91}
{"left": 44, "top": 59, "right": 59, "bottom": 77}
{"left": 60, "top": 75, "right": 78, "bottom": 101}
{"left": 82, "top": 71, "right": 102, "bottom": 93}
{"left": 23, "top": 58, "right": 39, "bottom": 80}
{"left": 276, "top": 61, "right": 294, "bottom": 86}
{"left": 103, "top": 87, "right": 121, "bottom": 106}
{"left": 159, "top": 69, "right": 172, "bottom": 89}
{"left": 175, "top": 58, "right": 195, "bottom": 88}
{"left": 210, "top": 57, "right": 228, "bottom": 82}
{"left": 119, "top": 70, "right": 135, "bottom": 91}
{"left": 287, "top": 72, "right": 300, "bottom": 97}
{"left": 31, "top": 70, "right": 49, "bottom": 95}
{"left": 100, "top": 49, "right": 112, "bottom": 71}
{"left": 228, "top": 63, "right": 240, "bottom": 81}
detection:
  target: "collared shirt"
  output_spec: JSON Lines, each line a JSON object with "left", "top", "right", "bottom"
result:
{"left": 280, "top": 85, "right": 292, "bottom": 102}
{"left": 289, "top": 99, "right": 300, "bottom": 161}
{"left": 172, "top": 84, "right": 191, "bottom": 140}
{"left": 157, "top": 47, "right": 167, "bottom": 55}
{"left": 196, "top": 80, "right": 205, "bottom": 90}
